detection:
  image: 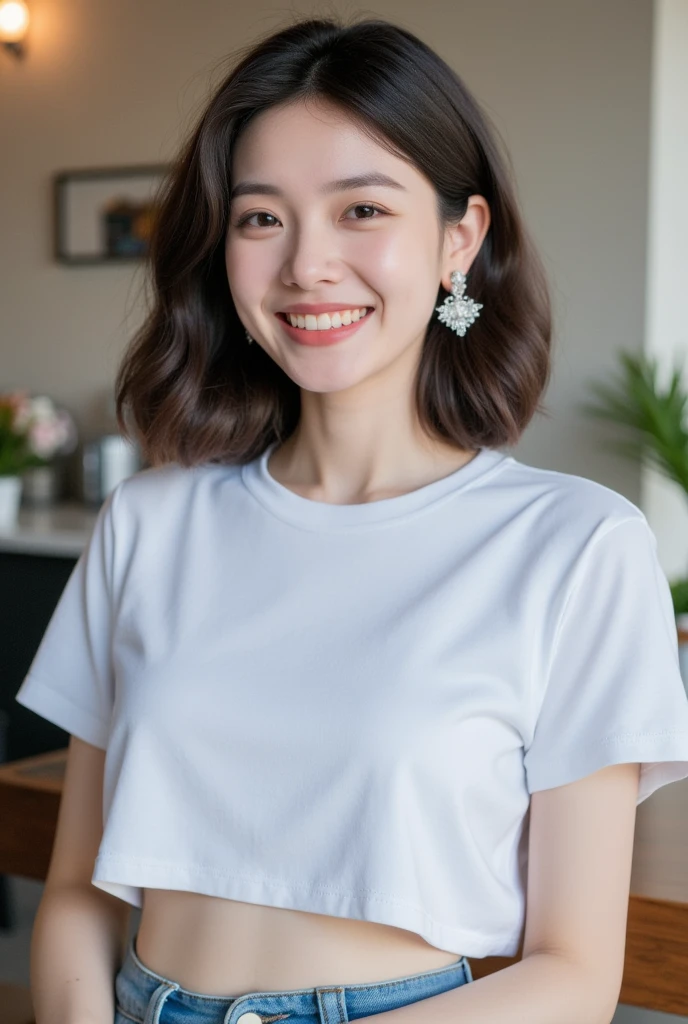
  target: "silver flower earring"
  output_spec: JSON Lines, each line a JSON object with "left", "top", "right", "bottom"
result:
{"left": 245, "top": 329, "right": 254, "bottom": 345}
{"left": 435, "top": 269, "right": 483, "bottom": 337}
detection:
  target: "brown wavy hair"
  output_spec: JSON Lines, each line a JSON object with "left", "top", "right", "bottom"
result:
{"left": 115, "top": 15, "right": 552, "bottom": 468}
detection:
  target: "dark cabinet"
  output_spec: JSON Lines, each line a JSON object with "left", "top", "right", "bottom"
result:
{"left": 1, "top": 551, "right": 77, "bottom": 763}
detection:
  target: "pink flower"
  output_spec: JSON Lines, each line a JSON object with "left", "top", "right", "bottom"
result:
{"left": 28, "top": 419, "right": 64, "bottom": 458}
{"left": 1, "top": 391, "right": 33, "bottom": 431}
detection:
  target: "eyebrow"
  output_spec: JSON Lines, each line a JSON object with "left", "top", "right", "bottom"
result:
{"left": 229, "top": 172, "right": 407, "bottom": 202}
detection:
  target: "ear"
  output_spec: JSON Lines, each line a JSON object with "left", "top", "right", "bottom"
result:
{"left": 440, "top": 195, "right": 491, "bottom": 292}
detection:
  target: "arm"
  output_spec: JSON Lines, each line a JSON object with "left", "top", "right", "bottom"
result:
{"left": 356, "top": 761, "right": 640, "bottom": 1024}
{"left": 30, "top": 883, "right": 131, "bottom": 1024}
{"left": 29, "top": 735, "right": 131, "bottom": 1024}
{"left": 355, "top": 950, "right": 605, "bottom": 1024}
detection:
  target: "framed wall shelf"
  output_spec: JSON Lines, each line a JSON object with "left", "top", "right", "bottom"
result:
{"left": 53, "top": 164, "right": 170, "bottom": 265}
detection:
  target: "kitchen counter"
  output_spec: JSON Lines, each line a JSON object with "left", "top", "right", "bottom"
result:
{"left": 0, "top": 501, "right": 98, "bottom": 557}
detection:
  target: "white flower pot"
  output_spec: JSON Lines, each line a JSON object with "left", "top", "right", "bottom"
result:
{"left": 0, "top": 474, "right": 22, "bottom": 528}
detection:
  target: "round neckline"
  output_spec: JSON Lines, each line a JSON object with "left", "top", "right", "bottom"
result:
{"left": 240, "top": 441, "right": 508, "bottom": 530}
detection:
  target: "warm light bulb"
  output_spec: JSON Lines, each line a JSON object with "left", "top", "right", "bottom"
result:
{"left": 0, "top": 0, "right": 30, "bottom": 43}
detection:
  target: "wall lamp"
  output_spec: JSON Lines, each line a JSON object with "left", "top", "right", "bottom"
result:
{"left": 0, "top": 0, "right": 30, "bottom": 59}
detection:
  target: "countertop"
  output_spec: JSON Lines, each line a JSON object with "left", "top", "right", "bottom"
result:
{"left": 0, "top": 501, "right": 99, "bottom": 557}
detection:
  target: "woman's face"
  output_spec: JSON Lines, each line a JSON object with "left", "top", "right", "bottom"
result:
{"left": 225, "top": 97, "right": 458, "bottom": 394}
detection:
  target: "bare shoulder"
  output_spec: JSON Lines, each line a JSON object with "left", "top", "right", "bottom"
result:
{"left": 522, "top": 763, "right": 640, "bottom": 1011}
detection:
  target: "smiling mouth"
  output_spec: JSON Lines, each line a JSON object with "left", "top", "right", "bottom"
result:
{"left": 276, "top": 307, "right": 372, "bottom": 331}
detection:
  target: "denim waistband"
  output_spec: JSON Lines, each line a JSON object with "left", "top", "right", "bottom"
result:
{"left": 115, "top": 932, "right": 473, "bottom": 1024}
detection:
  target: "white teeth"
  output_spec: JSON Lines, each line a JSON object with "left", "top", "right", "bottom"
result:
{"left": 285, "top": 308, "right": 369, "bottom": 331}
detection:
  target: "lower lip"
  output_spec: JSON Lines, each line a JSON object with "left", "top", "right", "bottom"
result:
{"left": 276, "top": 310, "right": 373, "bottom": 346}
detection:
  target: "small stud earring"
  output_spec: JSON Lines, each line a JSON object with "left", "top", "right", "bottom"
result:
{"left": 435, "top": 269, "right": 483, "bottom": 337}
{"left": 245, "top": 329, "right": 254, "bottom": 345}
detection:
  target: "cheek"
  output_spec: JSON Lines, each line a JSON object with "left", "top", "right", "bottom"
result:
{"left": 225, "top": 242, "right": 267, "bottom": 309}
{"left": 350, "top": 226, "right": 409, "bottom": 273}
{"left": 350, "top": 230, "right": 437, "bottom": 312}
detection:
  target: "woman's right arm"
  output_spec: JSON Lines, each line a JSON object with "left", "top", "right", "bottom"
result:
{"left": 29, "top": 734, "right": 131, "bottom": 1024}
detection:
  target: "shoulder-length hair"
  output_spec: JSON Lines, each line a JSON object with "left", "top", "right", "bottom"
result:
{"left": 115, "top": 16, "right": 552, "bottom": 468}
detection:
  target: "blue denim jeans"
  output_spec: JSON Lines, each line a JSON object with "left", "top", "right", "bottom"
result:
{"left": 114, "top": 931, "right": 474, "bottom": 1024}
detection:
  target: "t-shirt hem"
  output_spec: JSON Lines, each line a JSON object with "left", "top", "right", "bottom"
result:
{"left": 92, "top": 854, "right": 521, "bottom": 958}
{"left": 14, "top": 671, "right": 110, "bottom": 749}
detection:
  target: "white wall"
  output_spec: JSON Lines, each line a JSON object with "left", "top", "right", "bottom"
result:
{"left": 642, "top": 0, "right": 688, "bottom": 584}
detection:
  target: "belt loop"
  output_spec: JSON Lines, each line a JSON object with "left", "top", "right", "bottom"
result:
{"left": 143, "top": 980, "right": 180, "bottom": 1024}
{"left": 316, "top": 987, "right": 348, "bottom": 1024}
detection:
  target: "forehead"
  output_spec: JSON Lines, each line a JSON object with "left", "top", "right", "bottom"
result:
{"left": 230, "top": 98, "right": 418, "bottom": 189}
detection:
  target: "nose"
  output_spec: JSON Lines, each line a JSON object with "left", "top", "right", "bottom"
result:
{"left": 279, "top": 220, "right": 342, "bottom": 291}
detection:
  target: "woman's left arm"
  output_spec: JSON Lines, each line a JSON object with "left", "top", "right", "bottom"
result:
{"left": 358, "top": 761, "right": 640, "bottom": 1024}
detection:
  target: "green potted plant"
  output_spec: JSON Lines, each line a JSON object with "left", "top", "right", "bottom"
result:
{"left": 578, "top": 350, "right": 688, "bottom": 619}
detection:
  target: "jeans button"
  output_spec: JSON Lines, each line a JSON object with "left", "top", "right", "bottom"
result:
{"left": 237, "top": 1014, "right": 263, "bottom": 1024}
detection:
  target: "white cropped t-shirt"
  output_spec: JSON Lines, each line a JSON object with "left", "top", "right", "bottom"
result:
{"left": 15, "top": 441, "right": 688, "bottom": 958}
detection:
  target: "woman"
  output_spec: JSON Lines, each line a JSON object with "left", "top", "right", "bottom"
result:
{"left": 17, "top": 16, "right": 688, "bottom": 1024}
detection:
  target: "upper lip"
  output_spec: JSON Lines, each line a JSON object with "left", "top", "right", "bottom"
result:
{"left": 278, "top": 303, "right": 372, "bottom": 314}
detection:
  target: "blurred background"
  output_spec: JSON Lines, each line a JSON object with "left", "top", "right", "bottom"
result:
{"left": 0, "top": 1, "right": 687, "bottom": 1022}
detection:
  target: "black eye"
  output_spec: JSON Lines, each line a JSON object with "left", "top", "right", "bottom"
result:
{"left": 239, "top": 212, "right": 280, "bottom": 228}
{"left": 346, "top": 203, "right": 385, "bottom": 220}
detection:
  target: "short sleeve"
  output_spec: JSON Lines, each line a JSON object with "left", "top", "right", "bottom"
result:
{"left": 14, "top": 484, "right": 121, "bottom": 750}
{"left": 523, "top": 514, "right": 688, "bottom": 804}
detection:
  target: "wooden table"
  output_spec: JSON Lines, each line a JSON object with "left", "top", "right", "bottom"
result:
{"left": 1, "top": 750, "right": 687, "bottom": 1016}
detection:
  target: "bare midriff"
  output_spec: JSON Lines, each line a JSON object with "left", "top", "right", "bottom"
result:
{"left": 134, "top": 889, "right": 464, "bottom": 996}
